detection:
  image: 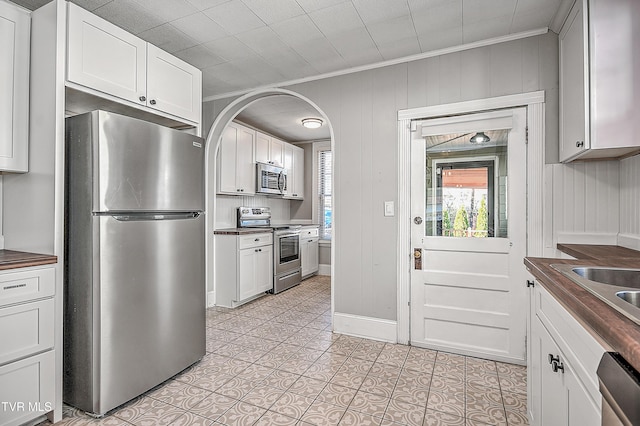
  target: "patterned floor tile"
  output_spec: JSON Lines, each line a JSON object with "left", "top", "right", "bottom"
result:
{"left": 338, "top": 410, "right": 383, "bottom": 426}
{"left": 54, "top": 277, "right": 532, "bottom": 426}
{"left": 422, "top": 409, "right": 466, "bottom": 426}
{"left": 384, "top": 398, "right": 426, "bottom": 426}
{"left": 215, "top": 401, "right": 266, "bottom": 426}
{"left": 189, "top": 393, "right": 238, "bottom": 421}
{"left": 270, "top": 392, "right": 315, "bottom": 419}
{"left": 300, "top": 400, "right": 346, "bottom": 426}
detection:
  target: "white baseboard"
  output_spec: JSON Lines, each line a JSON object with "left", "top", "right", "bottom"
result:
{"left": 207, "top": 291, "right": 215, "bottom": 308}
{"left": 333, "top": 312, "right": 397, "bottom": 343}
{"left": 556, "top": 232, "right": 618, "bottom": 245}
{"left": 318, "top": 264, "right": 331, "bottom": 276}
{"left": 618, "top": 233, "right": 640, "bottom": 251}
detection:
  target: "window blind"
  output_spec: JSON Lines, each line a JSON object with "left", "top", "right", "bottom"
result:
{"left": 318, "top": 150, "right": 332, "bottom": 240}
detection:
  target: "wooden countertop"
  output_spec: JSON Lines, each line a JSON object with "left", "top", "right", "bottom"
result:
{"left": 556, "top": 243, "right": 640, "bottom": 260}
{"left": 525, "top": 244, "right": 640, "bottom": 372}
{"left": 214, "top": 228, "right": 273, "bottom": 235}
{"left": 0, "top": 250, "right": 57, "bottom": 270}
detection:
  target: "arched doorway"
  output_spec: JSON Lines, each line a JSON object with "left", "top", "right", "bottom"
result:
{"left": 203, "top": 88, "right": 336, "bottom": 320}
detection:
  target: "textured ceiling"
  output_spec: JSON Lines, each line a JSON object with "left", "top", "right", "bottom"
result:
{"left": 12, "top": 0, "right": 566, "bottom": 100}
{"left": 236, "top": 95, "right": 331, "bottom": 141}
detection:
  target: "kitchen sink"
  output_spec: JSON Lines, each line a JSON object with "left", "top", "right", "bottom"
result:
{"left": 572, "top": 267, "right": 640, "bottom": 288}
{"left": 617, "top": 291, "right": 640, "bottom": 307}
{"left": 552, "top": 265, "right": 640, "bottom": 325}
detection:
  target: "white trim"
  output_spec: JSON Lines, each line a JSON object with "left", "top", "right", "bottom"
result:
{"left": 397, "top": 91, "right": 546, "bottom": 347}
{"left": 618, "top": 233, "right": 640, "bottom": 251}
{"left": 411, "top": 341, "right": 526, "bottom": 366}
{"left": 318, "top": 264, "right": 331, "bottom": 276}
{"left": 421, "top": 109, "right": 514, "bottom": 135}
{"left": 333, "top": 313, "right": 397, "bottom": 343}
{"left": 551, "top": 0, "right": 577, "bottom": 33}
{"left": 207, "top": 291, "right": 215, "bottom": 308}
{"left": 399, "top": 91, "right": 545, "bottom": 121}
{"left": 203, "top": 88, "right": 335, "bottom": 322}
{"left": 204, "top": 29, "right": 549, "bottom": 102}
{"left": 557, "top": 232, "right": 619, "bottom": 245}
{"left": 528, "top": 103, "right": 547, "bottom": 257}
{"left": 318, "top": 239, "right": 331, "bottom": 246}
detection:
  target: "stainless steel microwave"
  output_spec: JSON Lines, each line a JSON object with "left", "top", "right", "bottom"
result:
{"left": 256, "top": 162, "right": 287, "bottom": 195}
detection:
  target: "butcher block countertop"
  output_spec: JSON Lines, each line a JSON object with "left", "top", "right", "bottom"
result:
{"left": 0, "top": 250, "right": 57, "bottom": 270}
{"left": 525, "top": 244, "right": 640, "bottom": 372}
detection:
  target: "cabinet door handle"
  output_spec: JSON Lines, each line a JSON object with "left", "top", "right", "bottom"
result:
{"left": 150, "top": 99, "right": 157, "bottom": 105}
{"left": 552, "top": 361, "right": 565, "bottom": 373}
{"left": 254, "top": 238, "right": 260, "bottom": 241}
{"left": 576, "top": 141, "right": 584, "bottom": 148}
{"left": 139, "top": 95, "right": 146, "bottom": 102}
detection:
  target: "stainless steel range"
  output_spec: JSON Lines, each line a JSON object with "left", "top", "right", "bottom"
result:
{"left": 237, "top": 207, "right": 302, "bottom": 294}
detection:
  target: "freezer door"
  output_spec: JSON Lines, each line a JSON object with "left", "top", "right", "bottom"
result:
{"left": 93, "top": 111, "right": 204, "bottom": 212}
{"left": 95, "top": 213, "right": 205, "bottom": 414}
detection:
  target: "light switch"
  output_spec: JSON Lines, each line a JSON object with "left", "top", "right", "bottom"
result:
{"left": 384, "top": 201, "right": 394, "bottom": 217}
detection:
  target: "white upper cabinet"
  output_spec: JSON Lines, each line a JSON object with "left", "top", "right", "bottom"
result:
{"left": 283, "top": 144, "right": 304, "bottom": 199}
{"left": 0, "top": 1, "right": 30, "bottom": 173}
{"left": 66, "top": 3, "right": 201, "bottom": 124}
{"left": 217, "top": 122, "right": 255, "bottom": 195}
{"left": 255, "top": 132, "right": 284, "bottom": 167}
{"left": 67, "top": 3, "right": 146, "bottom": 105}
{"left": 559, "top": 0, "right": 640, "bottom": 162}
{"left": 146, "top": 44, "right": 201, "bottom": 123}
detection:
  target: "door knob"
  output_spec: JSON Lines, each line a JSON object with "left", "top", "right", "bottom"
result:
{"left": 414, "top": 216, "right": 423, "bottom": 225}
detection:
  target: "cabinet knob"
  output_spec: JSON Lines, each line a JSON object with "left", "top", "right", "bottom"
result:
{"left": 254, "top": 238, "right": 260, "bottom": 242}
{"left": 576, "top": 141, "right": 584, "bottom": 148}
{"left": 139, "top": 95, "right": 146, "bottom": 102}
{"left": 150, "top": 99, "right": 157, "bottom": 105}
{"left": 240, "top": 189, "right": 244, "bottom": 192}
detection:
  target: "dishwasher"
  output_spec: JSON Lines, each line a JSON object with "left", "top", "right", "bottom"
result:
{"left": 597, "top": 352, "right": 640, "bottom": 425}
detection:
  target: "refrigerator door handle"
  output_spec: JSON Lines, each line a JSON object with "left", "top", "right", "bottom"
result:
{"left": 110, "top": 212, "right": 201, "bottom": 221}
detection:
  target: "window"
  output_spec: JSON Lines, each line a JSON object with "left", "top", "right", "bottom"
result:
{"left": 313, "top": 141, "right": 332, "bottom": 240}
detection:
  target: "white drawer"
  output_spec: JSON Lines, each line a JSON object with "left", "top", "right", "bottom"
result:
{"left": 0, "top": 350, "right": 55, "bottom": 426}
{"left": 238, "top": 233, "right": 273, "bottom": 250}
{"left": 0, "top": 267, "right": 55, "bottom": 308}
{"left": 301, "top": 228, "right": 319, "bottom": 238}
{"left": 0, "top": 298, "right": 54, "bottom": 366}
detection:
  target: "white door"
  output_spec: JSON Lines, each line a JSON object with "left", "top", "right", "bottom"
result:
{"left": 410, "top": 108, "right": 528, "bottom": 363}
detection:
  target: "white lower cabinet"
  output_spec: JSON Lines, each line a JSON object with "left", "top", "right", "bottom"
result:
{"left": 215, "top": 233, "right": 273, "bottom": 308}
{"left": 0, "top": 351, "right": 55, "bottom": 426}
{"left": 528, "top": 283, "right": 604, "bottom": 426}
{"left": 300, "top": 227, "right": 319, "bottom": 278}
{"left": 0, "top": 265, "right": 56, "bottom": 426}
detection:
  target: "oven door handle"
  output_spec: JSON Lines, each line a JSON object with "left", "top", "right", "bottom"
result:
{"left": 277, "top": 171, "right": 285, "bottom": 194}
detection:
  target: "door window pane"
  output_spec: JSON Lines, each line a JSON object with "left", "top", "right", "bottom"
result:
{"left": 424, "top": 130, "right": 509, "bottom": 238}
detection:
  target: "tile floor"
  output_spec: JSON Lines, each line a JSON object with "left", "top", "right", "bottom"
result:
{"left": 46, "top": 275, "right": 528, "bottom": 426}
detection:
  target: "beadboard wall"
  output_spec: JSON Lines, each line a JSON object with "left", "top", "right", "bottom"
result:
{"left": 552, "top": 160, "right": 621, "bottom": 248}
{"left": 619, "top": 154, "right": 640, "bottom": 250}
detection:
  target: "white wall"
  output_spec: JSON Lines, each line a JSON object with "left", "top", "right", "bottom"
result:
{"left": 215, "top": 194, "right": 291, "bottom": 228}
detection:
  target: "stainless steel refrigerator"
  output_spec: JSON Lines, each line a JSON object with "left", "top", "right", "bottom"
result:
{"left": 63, "top": 111, "right": 206, "bottom": 416}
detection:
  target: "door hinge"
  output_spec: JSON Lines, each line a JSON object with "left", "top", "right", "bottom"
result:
{"left": 527, "top": 280, "right": 535, "bottom": 288}
{"left": 525, "top": 126, "right": 529, "bottom": 144}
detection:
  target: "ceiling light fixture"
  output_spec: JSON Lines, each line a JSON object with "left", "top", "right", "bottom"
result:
{"left": 301, "top": 118, "right": 323, "bottom": 129}
{"left": 469, "top": 131, "right": 490, "bottom": 144}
